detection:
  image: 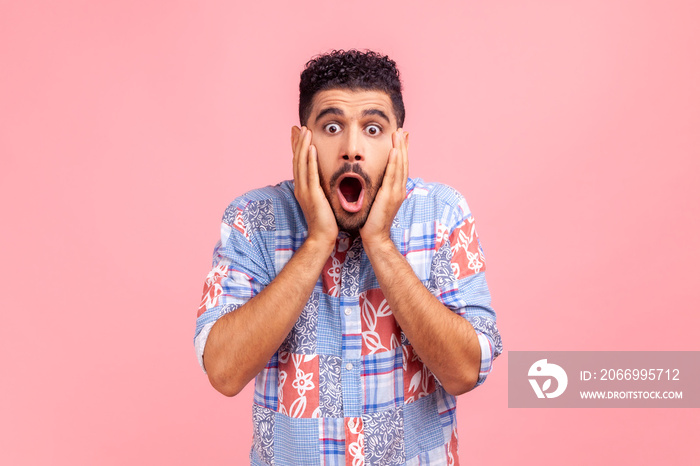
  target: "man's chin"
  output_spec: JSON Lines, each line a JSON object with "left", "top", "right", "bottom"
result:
{"left": 334, "top": 208, "right": 368, "bottom": 234}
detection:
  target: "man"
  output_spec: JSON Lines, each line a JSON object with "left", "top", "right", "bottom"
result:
{"left": 195, "top": 49, "right": 502, "bottom": 465}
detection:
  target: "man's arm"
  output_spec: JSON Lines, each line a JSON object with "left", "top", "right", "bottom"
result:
{"left": 203, "top": 237, "right": 331, "bottom": 396}
{"left": 363, "top": 240, "right": 483, "bottom": 395}
{"left": 360, "top": 129, "right": 483, "bottom": 396}
{"left": 204, "top": 127, "right": 336, "bottom": 396}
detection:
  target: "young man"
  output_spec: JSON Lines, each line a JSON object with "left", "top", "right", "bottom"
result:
{"left": 195, "top": 50, "right": 502, "bottom": 465}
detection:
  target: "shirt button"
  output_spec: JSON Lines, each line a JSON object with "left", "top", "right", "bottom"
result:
{"left": 344, "top": 308, "right": 352, "bottom": 316}
{"left": 346, "top": 363, "right": 353, "bottom": 371}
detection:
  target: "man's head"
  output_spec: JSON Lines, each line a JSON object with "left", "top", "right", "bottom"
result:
{"left": 298, "top": 49, "right": 405, "bottom": 128}
{"left": 292, "top": 50, "right": 407, "bottom": 234}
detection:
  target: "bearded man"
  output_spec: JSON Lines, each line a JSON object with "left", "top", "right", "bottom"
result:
{"left": 195, "top": 49, "right": 502, "bottom": 465}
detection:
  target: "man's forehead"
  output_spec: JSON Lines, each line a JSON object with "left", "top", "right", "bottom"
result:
{"left": 310, "top": 89, "right": 395, "bottom": 123}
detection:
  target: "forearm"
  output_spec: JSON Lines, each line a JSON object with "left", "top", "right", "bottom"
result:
{"left": 203, "top": 237, "right": 333, "bottom": 396}
{"left": 363, "top": 239, "right": 482, "bottom": 395}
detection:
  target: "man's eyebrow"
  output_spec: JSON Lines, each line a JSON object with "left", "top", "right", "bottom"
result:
{"left": 362, "top": 108, "right": 390, "bottom": 123}
{"left": 314, "top": 107, "right": 391, "bottom": 124}
{"left": 315, "top": 107, "right": 344, "bottom": 122}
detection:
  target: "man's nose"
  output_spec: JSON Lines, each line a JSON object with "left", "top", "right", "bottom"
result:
{"left": 341, "top": 126, "right": 364, "bottom": 162}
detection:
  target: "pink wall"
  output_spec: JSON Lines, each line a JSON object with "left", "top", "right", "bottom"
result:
{"left": 2, "top": 1, "right": 698, "bottom": 464}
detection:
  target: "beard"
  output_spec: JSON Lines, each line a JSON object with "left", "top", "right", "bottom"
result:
{"left": 318, "top": 162, "right": 384, "bottom": 234}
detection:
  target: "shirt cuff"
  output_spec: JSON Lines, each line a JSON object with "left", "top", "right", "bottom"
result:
{"left": 474, "top": 331, "right": 495, "bottom": 388}
{"left": 194, "top": 321, "right": 216, "bottom": 373}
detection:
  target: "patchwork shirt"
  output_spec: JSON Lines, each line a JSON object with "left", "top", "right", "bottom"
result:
{"left": 194, "top": 178, "right": 502, "bottom": 465}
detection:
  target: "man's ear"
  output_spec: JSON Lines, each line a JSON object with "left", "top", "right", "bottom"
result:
{"left": 291, "top": 126, "right": 301, "bottom": 150}
{"left": 404, "top": 131, "right": 409, "bottom": 150}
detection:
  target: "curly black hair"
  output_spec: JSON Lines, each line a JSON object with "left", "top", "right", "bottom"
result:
{"left": 299, "top": 49, "right": 405, "bottom": 127}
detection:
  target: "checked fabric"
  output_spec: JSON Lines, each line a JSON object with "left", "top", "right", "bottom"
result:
{"left": 195, "top": 178, "right": 502, "bottom": 465}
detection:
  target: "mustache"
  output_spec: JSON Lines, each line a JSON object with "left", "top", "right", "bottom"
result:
{"left": 329, "top": 163, "right": 373, "bottom": 190}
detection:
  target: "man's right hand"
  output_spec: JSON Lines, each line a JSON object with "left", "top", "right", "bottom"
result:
{"left": 292, "top": 126, "right": 338, "bottom": 249}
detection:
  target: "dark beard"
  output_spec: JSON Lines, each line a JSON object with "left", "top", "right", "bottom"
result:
{"left": 318, "top": 162, "right": 384, "bottom": 234}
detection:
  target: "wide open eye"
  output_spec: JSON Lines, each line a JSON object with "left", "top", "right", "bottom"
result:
{"left": 324, "top": 123, "right": 341, "bottom": 134}
{"left": 365, "top": 124, "right": 382, "bottom": 136}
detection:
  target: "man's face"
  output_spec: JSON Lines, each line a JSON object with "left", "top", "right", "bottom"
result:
{"left": 305, "top": 88, "right": 398, "bottom": 233}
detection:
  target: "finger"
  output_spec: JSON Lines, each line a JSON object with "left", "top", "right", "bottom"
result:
{"left": 297, "top": 128, "right": 312, "bottom": 192}
{"left": 394, "top": 144, "right": 405, "bottom": 193}
{"left": 400, "top": 129, "right": 409, "bottom": 186}
{"left": 292, "top": 126, "right": 302, "bottom": 184}
{"left": 403, "top": 131, "right": 409, "bottom": 165}
{"left": 296, "top": 127, "right": 309, "bottom": 165}
{"left": 395, "top": 129, "right": 404, "bottom": 181}
{"left": 294, "top": 127, "right": 306, "bottom": 192}
{"left": 388, "top": 130, "right": 400, "bottom": 184}
{"left": 294, "top": 127, "right": 304, "bottom": 158}
{"left": 391, "top": 130, "right": 404, "bottom": 189}
{"left": 295, "top": 127, "right": 307, "bottom": 180}
{"left": 308, "top": 144, "right": 320, "bottom": 189}
{"left": 393, "top": 129, "right": 406, "bottom": 187}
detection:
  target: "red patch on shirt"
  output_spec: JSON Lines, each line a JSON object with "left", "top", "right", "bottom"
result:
{"left": 197, "top": 262, "right": 227, "bottom": 317}
{"left": 403, "top": 344, "right": 436, "bottom": 403}
{"left": 277, "top": 352, "right": 319, "bottom": 418}
{"left": 447, "top": 427, "right": 460, "bottom": 466}
{"left": 344, "top": 417, "right": 364, "bottom": 466}
{"left": 436, "top": 219, "right": 486, "bottom": 280}
{"left": 360, "top": 288, "right": 401, "bottom": 355}
{"left": 321, "top": 238, "right": 350, "bottom": 297}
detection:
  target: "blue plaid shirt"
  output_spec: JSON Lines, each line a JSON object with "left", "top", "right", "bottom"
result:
{"left": 195, "top": 178, "right": 502, "bottom": 465}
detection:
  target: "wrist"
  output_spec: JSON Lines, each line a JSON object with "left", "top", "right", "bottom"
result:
{"left": 304, "top": 232, "right": 336, "bottom": 256}
{"left": 361, "top": 234, "right": 396, "bottom": 257}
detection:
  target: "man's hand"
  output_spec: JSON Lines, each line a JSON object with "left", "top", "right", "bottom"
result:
{"left": 360, "top": 128, "right": 409, "bottom": 248}
{"left": 292, "top": 126, "right": 338, "bottom": 250}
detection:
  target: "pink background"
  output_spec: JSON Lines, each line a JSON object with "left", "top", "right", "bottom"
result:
{"left": 2, "top": 1, "right": 698, "bottom": 464}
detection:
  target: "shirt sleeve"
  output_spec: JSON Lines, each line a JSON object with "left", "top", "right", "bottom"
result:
{"left": 428, "top": 189, "right": 503, "bottom": 388}
{"left": 193, "top": 196, "right": 275, "bottom": 373}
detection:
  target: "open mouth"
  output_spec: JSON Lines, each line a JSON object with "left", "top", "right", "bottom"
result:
{"left": 337, "top": 174, "right": 365, "bottom": 213}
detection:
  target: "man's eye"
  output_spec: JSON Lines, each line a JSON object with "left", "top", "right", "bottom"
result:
{"left": 325, "top": 123, "right": 341, "bottom": 134}
{"left": 366, "top": 124, "right": 381, "bottom": 136}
